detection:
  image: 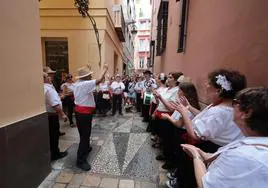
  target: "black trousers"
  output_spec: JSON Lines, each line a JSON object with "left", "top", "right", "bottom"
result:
{"left": 63, "top": 96, "right": 74, "bottom": 125}
{"left": 142, "top": 104, "right": 150, "bottom": 121}
{"left": 75, "top": 112, "right": 93, "bottom": 163}
{"left": 147, "top": 103, "right": 158, "bottom": 133}
{"left": 159, "top": 119, "right": 177, "bottom": 163}
{"left": 136, "top": 93, "right": 142, "bottom": 112}
{"left": 112, "top": 94, "right": 122, "bottom": 114}
{"left": 48, "top": 115, "right": 60, "bottom": 158}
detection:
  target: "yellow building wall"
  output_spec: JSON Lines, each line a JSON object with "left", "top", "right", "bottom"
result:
{"left": 39, "top": 0, "right": 124, "bottom": 77}
{"left": 0, "top": 0, "right": 45, "bottom": 127}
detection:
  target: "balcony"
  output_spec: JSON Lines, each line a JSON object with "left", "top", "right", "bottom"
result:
{"left": 113, "top": 5, "right": 126, "bottom": 42}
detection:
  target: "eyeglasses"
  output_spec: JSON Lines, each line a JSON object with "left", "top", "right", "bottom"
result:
{"left": 232, "top": 99, "right": 240, "bottom": 107}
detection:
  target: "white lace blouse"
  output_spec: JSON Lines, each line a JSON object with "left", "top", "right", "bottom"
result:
{"left": 193, "top": 105, "right": 244, "bottom": 146}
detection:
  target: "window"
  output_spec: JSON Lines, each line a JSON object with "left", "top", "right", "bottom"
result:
{"left": 156, "top": 1, "right": 169, "bottom": 56}
{"left": 149, "top": 40, "right": 155, "bottom": 67}
{"left": 177, "top": 0, "right": 189, "bottom": 53}
{"left": 139, "top": 20, "right": 147, "bottom": 30}
{"left": 139, "top": 8, "right": 144, "bottom": 17}
{"left": 139, "top": 39, "right": 146, "bottom": 51}
{"left": 139, "top": 58, "right": 144, "bottom": 68}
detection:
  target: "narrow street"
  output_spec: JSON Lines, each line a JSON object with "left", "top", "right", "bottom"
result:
{"left": 39, "top": 113, "right": 162, "bottom": 188}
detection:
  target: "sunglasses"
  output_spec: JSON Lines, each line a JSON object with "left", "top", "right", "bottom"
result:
{"left": 232, "top": 99, "right": 240, "bottom": 107}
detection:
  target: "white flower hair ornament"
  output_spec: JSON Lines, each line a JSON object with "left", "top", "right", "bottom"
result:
{"left": 215, "top": 75, "right": 232, "bottom": 91}
{"left": 160, "top": 73, "right": 165, "bottom": 80}
{"left": 177, "top": 75, "right": 185, "bottom": 82}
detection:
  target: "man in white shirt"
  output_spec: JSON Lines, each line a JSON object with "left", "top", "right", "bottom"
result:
{"left": 43, "top": 72, "right": 68, "bottom": 161}
{"left": 44, "top": 66, "right": 66, "bottom": 136}
{"left": 74, "top": 64, "right": 108, "bottom": 171}
{"left": 110, "top": 74, "right": 125, "bottom": 115}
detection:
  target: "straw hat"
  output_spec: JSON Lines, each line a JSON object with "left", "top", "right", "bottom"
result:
{"left": 43, "top": 66, "right": 56, "bottom": 74}
{"left": 76, "top": 66, "right": 93, "bottom": 79}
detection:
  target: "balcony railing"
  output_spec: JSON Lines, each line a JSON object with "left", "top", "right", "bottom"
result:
{"left": 113, "top": 5, "right": 126, "bottom": 42}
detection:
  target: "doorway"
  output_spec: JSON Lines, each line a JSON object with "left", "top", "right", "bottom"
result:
{"left": 42, "top": 37, "right": 69, "bottom": 91}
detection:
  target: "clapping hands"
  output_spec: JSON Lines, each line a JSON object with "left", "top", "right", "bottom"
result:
{"left": 152, "top": 88, "right": 161, "bottom": 98}
{"left": 170, "top": 96, "right": 190, "bottom": 115}
{"left": 181, "top": 144, "right": 201, "bottom": 158}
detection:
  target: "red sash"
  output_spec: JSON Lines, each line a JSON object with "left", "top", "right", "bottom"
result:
{"left": 75, "top": 105, "right": 95, "bottom": 114}
{"left": 154, "top": 110, "right": 172, "bottom": 119}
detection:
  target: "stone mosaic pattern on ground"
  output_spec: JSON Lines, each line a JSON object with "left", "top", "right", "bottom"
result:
{"left": 39, "top": 113, "right": 161, "bottom": 188}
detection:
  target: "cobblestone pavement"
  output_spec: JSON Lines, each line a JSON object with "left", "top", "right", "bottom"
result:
{"left": 38, "top": 112, "right": 168, "bottom": 188}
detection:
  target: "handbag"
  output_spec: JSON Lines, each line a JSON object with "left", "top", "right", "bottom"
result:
{"left": 103, "top": 93, "right": 110, "bottom": 99}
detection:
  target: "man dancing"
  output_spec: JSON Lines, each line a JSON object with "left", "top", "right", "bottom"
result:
{"left": 74, "top": 64, "right": 108, "bottom": 171}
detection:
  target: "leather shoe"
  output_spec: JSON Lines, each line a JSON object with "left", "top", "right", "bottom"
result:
{"left": 162, "top": 162, "right": 175, "bottom": 170}
{"left": 156, "top": 155, "right": 166, "bottom": 161}
{"left": 51, "top": 151, "right": 68, "bottom": 161}
{"left": 76, "top": 161, "right": 91, "bottom": 171}
{"left": 59, "top": 132, "right": 66, "bottom": 136}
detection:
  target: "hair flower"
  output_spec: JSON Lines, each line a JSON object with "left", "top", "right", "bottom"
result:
{"left": 215, "top": 75, "right": 232, "bottom": 91}
{"left": 160, "top": 73, "right": 165, "bottom": 80}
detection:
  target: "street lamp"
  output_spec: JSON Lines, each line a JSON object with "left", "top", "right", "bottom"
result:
{"left": 74, "top": 0, "right": 102, "bottom": 67}
{"left": 126, "top": 20, "right": 138, "bottom": 36}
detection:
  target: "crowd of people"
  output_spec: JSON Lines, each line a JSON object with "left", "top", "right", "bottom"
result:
{"left": 43, "top": 65, "right": 268, "bottom": 188}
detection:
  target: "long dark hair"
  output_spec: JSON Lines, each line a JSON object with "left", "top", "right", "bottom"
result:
{"left": 169, "top": 72, "right": 183, "bottom": 86}
{"left": 179, "top": 82, "right": 201, "bottom": 110}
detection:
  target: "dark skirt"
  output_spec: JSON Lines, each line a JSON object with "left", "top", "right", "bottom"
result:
{"left": 97, "top": 91, "right": 111, "bottom": 113}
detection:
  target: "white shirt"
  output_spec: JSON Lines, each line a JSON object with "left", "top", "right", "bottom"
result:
{"left": 44, "top": 83, "right": 62, "bottom": 113}
{"left": 172, "top": 109, "right": 194, "bottom": 122}
{"left": 170, "top": 110, "right": 194, "bottom": 129}
{"left": 193, "top": 105, "right": 244, "bottom": 146}
{"left": 60, "top": 82, "right": 74, "bottom": 92}
{"left": 110, "top": 81, "right": 125, "bottom": 94}
{"left": 134, "top": 81, "right": 143, "bottom": 92}
{"left": 74, "top": 80, "right": 96, "bottom": 107}
{"left": 151, "top": 86, "right": 167, "bottom": 104}
{"left": 157, "top": 86, "right": 179, "bottom": 112}
{"left": 99, "top": 82, "right": 109, "bottom": 92}
{"left": 203, "top": 137, "right": 268, "bottom": 188}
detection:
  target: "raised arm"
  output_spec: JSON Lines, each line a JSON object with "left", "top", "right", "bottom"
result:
{"left": 96, "top": 64, "right": 108, "bottom": 85}
{"left": 162, "top": 113, "right": 184, "bottom": 128}
{"left": 176, "top": 104, "right": 200, "bottom": 141}
{"left": 158, "top": 95, "right": 175, "bottom": 112}
{"left": 152, "top": 89, "right": 175, "bottom": 112}
{"left": 188, "top": 105, "right": 201, "bottom": 116}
